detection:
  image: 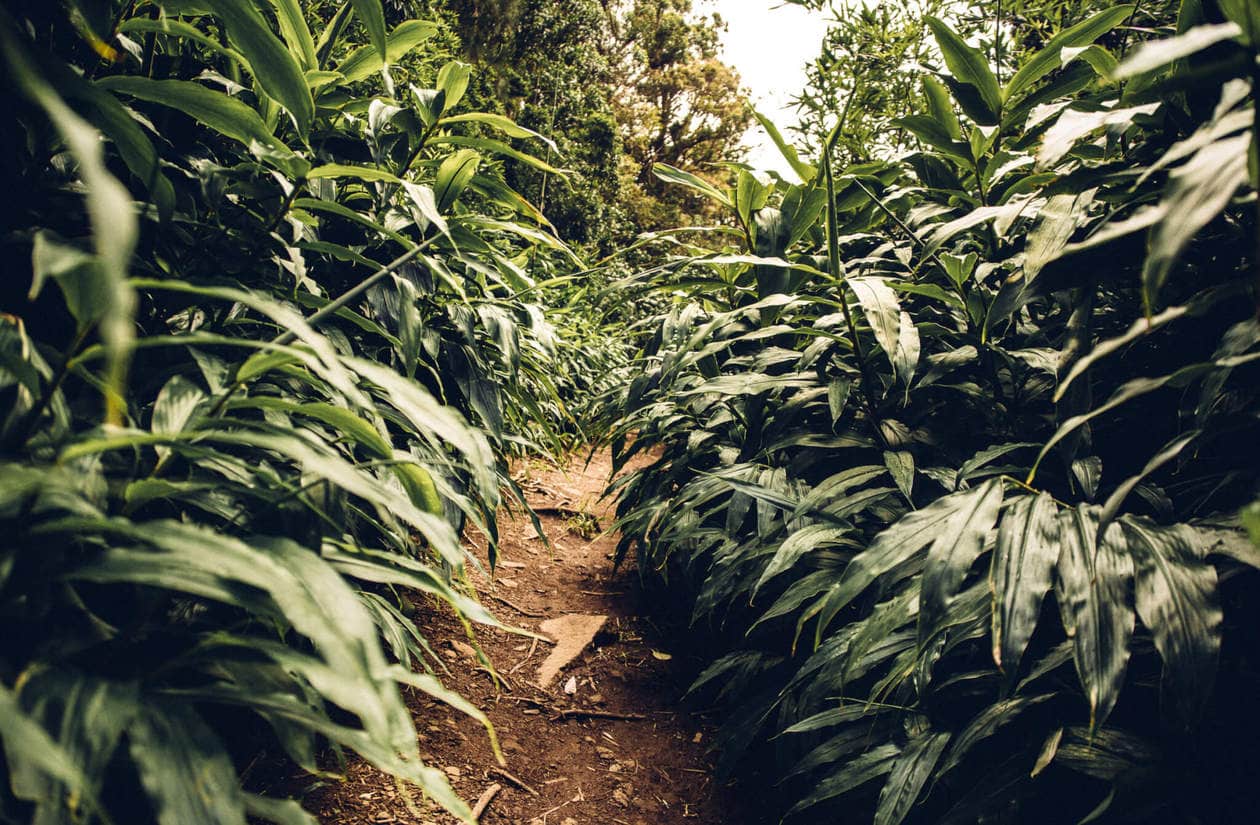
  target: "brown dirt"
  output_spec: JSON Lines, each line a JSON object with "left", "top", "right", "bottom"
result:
{"left": 291, "top": 447, "right": 752, "bottom": 825}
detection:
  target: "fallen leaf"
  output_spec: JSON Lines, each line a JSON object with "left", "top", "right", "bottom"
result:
{"left": 651, "top": 650, "right": 672, "bottom": 661}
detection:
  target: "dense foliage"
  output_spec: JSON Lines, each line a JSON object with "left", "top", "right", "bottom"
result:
{"left": 0, "top": 1, "right": 612, "bottom": 822}
{"left": 608, "top": 1, "right": 1260, "bottom": 822}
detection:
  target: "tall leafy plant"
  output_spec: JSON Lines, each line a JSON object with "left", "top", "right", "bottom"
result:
{"left": 607, "top": 2, "right": 1260, "bottom": 821}
{"left": 0, "top": 1, "right": 586, "bottom": 822}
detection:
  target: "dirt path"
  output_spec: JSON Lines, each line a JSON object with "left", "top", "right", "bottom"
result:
{"left": 297, "top": 448, "right": 750, "bottom": 824}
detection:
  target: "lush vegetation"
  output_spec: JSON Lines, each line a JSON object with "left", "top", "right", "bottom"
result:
{"left": 607, "top": 0, "right": 1260, "bottom": 822}
{"left": 3, "top": 0, "right": 1260, "bottom": 823}
{"left": 0, "top": 0, "right": 622, "bottom": 822}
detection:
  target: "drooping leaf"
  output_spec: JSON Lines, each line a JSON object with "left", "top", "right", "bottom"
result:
{"left": 918, "top": 480, "right": 1004, "bottom": 646}
{"left": 1122, "top": 517, "right": 1222, "bottom": 723}
{"left": 1055, "top": 506, "right": 1134, "bottom": 732}
{"left": 205, "top": 0, "right": 314, "bottom": 135}
{"left": 925, "top": 16, "right": 1002, "bottom": 122}
{"left": 874, "top": 731, "right": 951, "bottom": 825}
{"left": 990, "top": 493, "right": 1059, "bottom": 673}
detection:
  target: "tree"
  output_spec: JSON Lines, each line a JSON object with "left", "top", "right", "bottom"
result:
{"left": 606, "top": 0, "right": 751, "bottom": 229}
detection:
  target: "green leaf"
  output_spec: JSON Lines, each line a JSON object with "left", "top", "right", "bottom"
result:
{"left": 434, "top": 149, "right": 480, "bottom": 212}
{"left": 30, "top": 232, "right": 105, "bottom": 330}
{"left": 129, "top": 702, "right": 247, "bottom": 825}
{"left": 98, "top": 76, "right": 283, "bottom": 152}
{"left": 652, "top": 163, "right": 732, "bottom": 208}
{"left": 337, "top": 20, "right": 438, "bottom": 83}
{"left": 990, "top": 493, "right": 1059, "bottom": 673}
{"left": 925, "top": 16, "right": 1002, "bottom": 122}
{"left": 1055, "top": 507, "right": 1134, "bottom": 732}
{"left": 752, "top": 109, "right": 816, "bottom": 182}
{"left": 436, "top": 61, "right": 472, "bottom": 112}
{"left": 884, "top": 450, "right": 915, "bottom": 504}
{"left": 874, "top": 731, "right": 951, "bottom": 825}
{"left": 918, "top": 480, "right": 1004, "bottom": 646}
{"left": 440, "top": 112, "right": 557, "bottom": 151}
{"left": 1004, "top": 6, "right": 1134, "bottom": 101}
{"left": 1112, "top": 22, "right": 1244, "bottom": 79}
{"left": 849, "top": 277, "right": 902, "bottom": 373}
{"left": 804, "top": 490, "right": 983, "bottom": 645}
{"left": 1141, "top": 132, "right": 1249, "bottom": 313}
{"left": 4, "top": 30, "right": 136, "bottom": 423}
{"left": 307, "top": 162, "right": 400, "bottom": 183}
{"left": 267, "top": 0, "right": 318, "bottom": 68}
{"left": 787, "top": 744, "right": 901, "bottom": 815}
{"left": 1122, "top": 518, "right": 1222, "bottom": 722}
{"left": 120, "top": 17, "right": 247, "bottom": 66}
{"left": 0, "top": 685, "right": 98, "bottom": 816}
{"left": 205, "top": 0, "right": 313, "bottom": 136}
{"left": 923, "top": 76, "right": 961, "bottom": 140}
{"left": 349, "top": 0, "right": 389, "bottom": 63}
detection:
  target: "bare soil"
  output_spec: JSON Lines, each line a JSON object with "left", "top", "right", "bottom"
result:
{"left": 289, "top": 447, "right": 753, "bottom": 824}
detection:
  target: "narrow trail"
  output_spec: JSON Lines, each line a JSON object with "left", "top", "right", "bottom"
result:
{"left": 300, "top": 447, "right": 750, "bottom": 824}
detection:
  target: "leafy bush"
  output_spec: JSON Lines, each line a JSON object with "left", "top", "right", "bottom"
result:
{"left": 0, "top": 1, "right": 595, "bottom": 822}
{"left": 608, "top": 3, "right": 1260, "bottom": 822}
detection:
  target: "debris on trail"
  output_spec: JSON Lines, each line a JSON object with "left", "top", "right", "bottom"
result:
{"left": 535, "top": 613, "right": 608, "bottom": 688}
{"left": 289, "top": 448, "right": 753, "bottom": 825}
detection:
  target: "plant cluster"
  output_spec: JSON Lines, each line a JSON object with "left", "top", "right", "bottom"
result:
{"left": 0, "top": 1, "right": 605, "bottom": 822}
{"left": 607, "top": 1, "right": 1260, "bottom": 822}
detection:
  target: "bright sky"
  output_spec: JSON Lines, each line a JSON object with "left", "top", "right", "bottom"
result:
{"left": 710, "top": 1, "right": 832, "bottom": 176}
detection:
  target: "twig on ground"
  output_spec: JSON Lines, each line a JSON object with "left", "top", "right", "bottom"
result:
{"left": 471, "top": 783, "right": 501, "bottom": 821}
{"left": 487, "top": 593, "right": 546, "bottom": 618}
{"left": 490, "top": 767, "right": 540, "bottom": 797}
{"left": 551, "top": 708, "right": 648, "bottom": 722}
{"left": 507, "top": 636, "right": 540, "bottom": 675}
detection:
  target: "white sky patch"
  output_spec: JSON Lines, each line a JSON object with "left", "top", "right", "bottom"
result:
{"left": 710, "top": 1, "right": 831, "bottom": 176}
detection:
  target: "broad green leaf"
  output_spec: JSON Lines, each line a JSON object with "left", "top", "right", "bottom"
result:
{"left": 940, "top": 695, "right": 1055, "bottom": 782}
{"left": 1036, "top": 103, "right": 1160, "bottom": 169}
{"left": 884, "top": 450, "right": 915, "bottom": 504}
{"left": 129, "top": 702, "right": 246, "bottom": 825}
{"left": 440, "top": 112, "right": 557, "bottom": 151}
{"left": 787, "top": 744, "right": 901, "bottom": 815}
{"left": 805, "top": 490, "right": 983, "bottom": 645}
{"left": 755, "top": 524, "right": 852, "bottom": 596}
{"left": 990, "top": 493, "right": 1058, "bottom": 673}
{"left": 30, "top": 232, "right": 106, "bottom": 330}
{"left": 1122, "top": 518, "right": 1222, "bottom": 722}
{"left": 918, "top": 480, "right": 1004, "bottom": 646}
{"left": 0, "top": 685, "right": 98, "bottom": 816}
{"left": 849, "top": 277, "right": 901, "bottom": 372}
{"left": 98, "top": 76, "right": 284, "bottom": 152}
{"left": 349, "top": 0, "right": 389, "bottom": 63}
{"left": 752, "top": 109, "right": 816, "bottom": 182}
{"left": 923, "top": 76, "right": 961, "bottom": 139}
{"left": 653, "top": 163, "right": 732, "bottom": 208}
{"left": 337, "top": 20, "right": 438, "bottom": 83}
{"left": 874, "top": 731, "right": 951, "bottom": 825}
{"left": 307, "top": 163, "right": 400, "bottom": 183}
{"left": 1098, "top": 432, "right": 1199, "bottom": 533}
{"left": 925, "top": 16, "right": 1002, "bottom": 122}
{"left": 1112, "top": 22, "right": 1244, "bottom": 79}
{"left": 1141, "top": 132, "right": 1249, "bottom": 313}
{"left": 434, "top": 149, "right": 480, "bottom": 212}
{"left": 436, "top": 61, "right": 472, "bottom": 112}
{"left": 120, "top": 17, "right": 247, "bottom": 66}
{"left": 431, "top": 134, "right": 564, "bottom": 174}
{"left": 1055, "top": 506, "right": 1134, "bottom": 732}
{"left": 267, "top": 0, "right": 318, "bottom": 68}
{"left": 5, "top": 31, "right": 136, "bottom": 423}
{"left": 205, "top": 0, "right": 313, "bottom": 136}
{"left": 150, "top": 374, "right": 206, "bottom": 465}
{"left": 1004, "top": 6, "right": 1134, "bottom": 100}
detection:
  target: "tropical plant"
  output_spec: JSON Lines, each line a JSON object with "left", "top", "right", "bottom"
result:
{"left": 0, "top": 1, "right": 596, "bottom": 822}
{"left": 606, "top": 1, "right": 1260, "bottom": 821}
